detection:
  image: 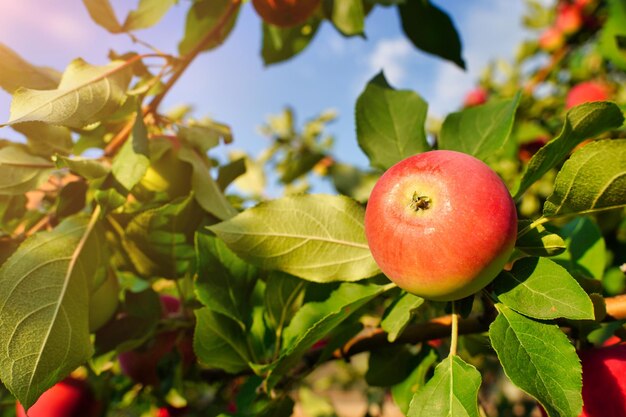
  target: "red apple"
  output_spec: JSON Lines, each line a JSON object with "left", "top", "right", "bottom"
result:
{"left": 16, "top": 377, "right": 100, "bottom": 417}
{"left": 119, "top": 295, "right": 194, "bottom": 386}
{"left": 463, "top": 87, "right": 488, "bottom": 108}
{"left": 555, "top": 2, "right": 583, "bottom": 35}
{"left": 364, "top": 150, "right": 517, "bottom": 301}
{"left": 577, "top": 344, "right": 626, "bottom": 416}
{"left": 252, "top": 0, "right": 320, "bottom": 28}
{"left": 565, "top": 81, "right": 610, "bottom": 109}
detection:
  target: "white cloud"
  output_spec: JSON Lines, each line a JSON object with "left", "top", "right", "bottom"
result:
{"left": 367, "top": 37, "right": 412, "bottom": 85}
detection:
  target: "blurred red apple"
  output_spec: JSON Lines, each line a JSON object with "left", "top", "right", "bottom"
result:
{"left": 555, "top": 2, "right": 583, "bottom": 34}
{"left": 16, "top": 377, "right": 100, "bottom": 417}
{"left": 364, "top": 150, "right": 517, "bottom": 301}
{"left": 252, "top": 0, "right": 320, "bottom": 27}
{"left": 565, "top": 81, "right": 610, "bottom": 109}
{"left": 463, "top": 87, "right": 488, "bottom": 107}
{"left": 538, "top": 26, "right": 565, "bottom": 52}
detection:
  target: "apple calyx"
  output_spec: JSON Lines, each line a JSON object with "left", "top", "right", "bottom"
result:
{"left": 409, "top": 192, "right": 431, "bottom": 211}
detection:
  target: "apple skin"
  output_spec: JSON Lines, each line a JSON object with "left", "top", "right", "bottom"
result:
{"left": 565, "top": 81, "right": 610, "bottom": 109}
{"left": 538, "top": 26, "right": 565, "bottom": 52}
{"left": 15, "top": 377, "right": 100, "bottom": 417}
{"left": 88, "top": 269, "right": 120, "bottom": 332}
{"left": 252, "top": 0, "right": 320, "bottom": 28}
{"left": 463, "top": 87, "right": 488, "bottom": 108}
{"left": 118, "top": 295, "right": 194, "bottom": 386}
{"left": 364, "top": 150, "right": 517, "bottom": 301}
{"left": 555, "top": 2, "right": 583, "bottom": 34}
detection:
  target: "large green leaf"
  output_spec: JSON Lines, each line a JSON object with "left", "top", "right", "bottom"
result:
{"left": 439, "top": 92, "right": 521, "bottom": 160}
{"left": 178, "top": 0, "right": 240, "bottom": 55}
{"left": 195, "top": 233, "right": 258, "bottom": 328}
{"left": 208, "top": 194, "right": 380, "bottom": 282}
{"left": 0, "top": 43, "right": 60, "bottom": 94}
{"left": 327, "top": 0, "right": 365, "bottom": 36}
{"left": 514, "top": 103, "right": 624, "bottom": 199}
{"left": 13, "top": 122, "right": 73, "bottom": 157}
{"left": 261, "top": 19, "right": 321, "bottom": 66}
{"left": 493, "top": 257, "right": 594, "bottom": 320}
{"left": 392, "top": 348, "right": 438, "bottom": 415}
{"left": 598, "top": 0, "right": 626, "bottom": 70}
{"left": 265, "top": 282, "right": 388, "bottom": 389}
{"left": 177, "top": 147, "right": 237, "bottom": 220}
{"left": 355, "top": 72, "right": 429, "bottom": 170}
{"left": 0, "top": 146, "right": 55, "bottom": 195}
{"left": 407, "top": 354, "right": 481, "bottom": 417}
{"left": 552, "top": 217, "right": 606, "bottom": 280}
{"left": 123, "top": 0, "right": 177, "bottom": 31}
{"left": 489, "top": 304, "right": 582, "bottom": 417}
{"left": 399, "top": 0, "right": 465, "bottom": 69}
{"left": 124, "top": 196, "right": 201, "bottom": 279}
{"left": 194, "top": 307, "right": 251, "bottom": 373}
{"left": 543, "top": 139, "right": 626, "bottom": 217}
{"left": 515, "top": 220, "right": 566, "bottom": 257}
{"left": 56, "top": 156, "right": 110, "bottom": 181}
{"left": 0, "top": 216, "right": 105, "bottom": 408}
{"left": 380, "top": 292, "right": 424, "bottom": 342}
{"left": 264, "top": 271, "right": 306, "bottom": 334}
{"left": 3, "top": 59, "right": 132, "bottom": 128}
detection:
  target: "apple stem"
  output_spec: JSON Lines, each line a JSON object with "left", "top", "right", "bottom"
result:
{"left": 450, "top": 301, "right": 459, "bottom": 357}
{"left": 409, "top": 192, "right": 431, "bottom": 211}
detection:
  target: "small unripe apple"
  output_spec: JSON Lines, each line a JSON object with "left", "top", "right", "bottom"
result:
{"left": 119, "top": 295, "right": 194, "bottom": 386}
{"left": 88, "top": 269, "right": 120, "bottom": 332}
{"left": 463, "top": 87, "right": 488, "bottom": 108}
{"left": 565, "top": 81, "right": 610, "bottom": 109}
{"left": 16, "top": 377, "right": 100, "bottom": 417}
{"left": 252, "top": 0, "right": 320, "bottom": 28}
{"left": 364, "top": 150, "right": 517, "bottom": 301}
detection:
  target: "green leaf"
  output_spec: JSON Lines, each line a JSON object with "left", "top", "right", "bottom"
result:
{"left": 111, "top": 112, "right": 149, "bottom": 191}
{"left": 195, "top": 233, "right": 258, "bottom": 328}
{"left": 0, "top": 43, "right": 60, "bottom": 94}
{"left": 0, "top": 216, "right": 105, "bottom": 408}
{"left": 489, "top": 304, "right": 582, "bottom": 417}
{"left": 355, "top": 72, "right": 429, "bottom": 170}
{"left": 543, "top": 139, "right": 626, "bottom": 217}
{"left": 407, "top": 354, "right": 481, "bottom": 417}
{"left": 552, "top": 217, "right": 606, "bottom": 280}
{"left": 123, "top": 0, "right": 176, "bottom": 31}
{"left": 4, "top": 59, "right": 132, "bottom": 128}
{"left": 392, "top": 348, "right": 438, "bottom": 415}
{"left": 327, "top": 0, "right": 365, "bottom": 36}
{"left": 493, "top": 257, "right": 594, "bottom": 320}
{"left": 399, "top": 0, "right": 465, "bottom": 69}
{"left": 179, "top": 120, "right": 232, "bottom": 154}
{"left": 515, "top": 220, "right": 566, "bottom": 257}
{"left": 56, "top": 156, "right": 110, "bottom": 180}
{"left": 177, "top": 147, "right": 237, "bottom": 220}
{"left": 266, "top": 282, "right": 387, "bottom": 389}
{"left": 82, "top": 0, "right": 123, "bottom": 33}
{"left": 366, "top": 345, "right": 416, "bottom": 387}
{"left": 514, "top": 103, "right": 624, "bottom": 199}
{"left": 208, "top": 194, "right": 380, "bottom": 283}
{"left": 261, "top": 20, "right": 321, "bottom": 66}
{"left": 194, "top": 307, "right": 251, "bottom": 373}
{"left": 381, "top": 292, "right": 424, "bottom": 342}
{"left": 264, "top": 271, "right": 306, "bottom": 334}
{"left": 12, "top": 123, "right": 73, "bottom": 157}
{"left": 0, "top": 146, "right": 55, "bottom": 195}
{"left": 598, "top": 0, "right": 626, "bottom": 70}
{"left": 124, "top": 195, "right": 201, "bottom": 279}
{"left": 178, "top": 0, "right": 240, "bottom": 55}
{"left": 439, "top": 92, "right": 521, "bottom": 160}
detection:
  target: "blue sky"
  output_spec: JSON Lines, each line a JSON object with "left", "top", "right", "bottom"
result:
{"left": 0, "top": 0, "right": 532, "bottom": 169}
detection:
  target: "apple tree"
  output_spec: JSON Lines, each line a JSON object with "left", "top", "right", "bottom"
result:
{"left": 0, "top": 0, "right": 625, "bottom": 416}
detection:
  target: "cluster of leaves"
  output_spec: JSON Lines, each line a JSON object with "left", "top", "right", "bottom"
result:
{"left": 0, "top": 1, "right": 624, "bottom": 417}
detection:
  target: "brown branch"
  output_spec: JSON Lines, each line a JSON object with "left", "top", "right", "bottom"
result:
{"left": 523, "top": 46, "right": 569, "bottom": 95}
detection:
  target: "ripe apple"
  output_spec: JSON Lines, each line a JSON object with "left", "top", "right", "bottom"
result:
{"left": 252, "top": 0, "right": 320, "bottom": 28}
{"left": 364, "top": 150, "right": 517, "bottom": 301}
{"left": 118, "top": 295, "right": 194, "bottom": 386}
{"left": 88, "top": 269, "right": 120, "bottom": 332}
{"left": 15, "top": 377, "right": 100, "bottom": 417}
{"left": 555, "top": 2, "right": 583, "bottom": 35}
{"left": 565, "top": 81, "right": 610, "bottom": 109}
{"left": 463, "top": 87, "right": 488, "bottom": 108}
